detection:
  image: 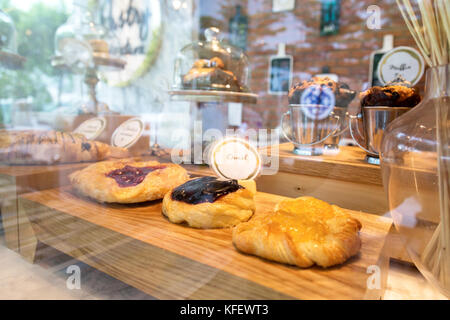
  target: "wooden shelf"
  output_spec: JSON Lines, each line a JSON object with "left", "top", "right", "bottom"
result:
{"left": 262, "top": 143, "right": 382, "bottom": 186}
{"left": 0, "top": 51, "right": 26, "bottom": 70}
{"left": 169, "top": 89, "right": 258, "bottom": 104}
{"left": 0, "top": 162, "right": 90, "bottom": 254}
{"left": 19, "top": 186, "right": 391, "bottom": 299}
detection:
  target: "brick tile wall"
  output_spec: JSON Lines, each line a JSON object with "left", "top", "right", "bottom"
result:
{"left": 200, "top": 0, "right": 421, "bottom": 129}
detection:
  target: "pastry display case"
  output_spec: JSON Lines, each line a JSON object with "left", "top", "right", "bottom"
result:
{"left": 0, "top": 9, "right": 16, "bottom": 54}
{"left": 0, "top": 9, "right": 25, "bottom": 69}
{"left": 170, "top": 27, "right": 257, "bottom": 104}
{"left": 54, "top": 5, "right": 125, "bottom": 114}
{"left": 282, "top": 77, "right": 356, "bottom": 156}
{"left": 0, "top": 0, "right": 448, "bottom": 304}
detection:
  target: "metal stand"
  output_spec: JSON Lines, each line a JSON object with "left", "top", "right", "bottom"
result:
{"left": 169, "top": 90, "right": 258, "bottom": 165}
{"left": 52, "top": 55, "right": 126, "bottom": 114}
{"left": 365, "top": 155, "right": 380, "bottom": 165}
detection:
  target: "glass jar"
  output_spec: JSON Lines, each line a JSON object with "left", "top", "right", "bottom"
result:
{"left": 172, "top": 27, "right": 250, "bottom": 93}
{"left": 54, "top": 5, "right": 119, "bottom": 72}
{"left": 0, "top": 9, "right": 17, "bottom": 53}
{"left": 380, "top": 64, "right": 450, "bottom": 297}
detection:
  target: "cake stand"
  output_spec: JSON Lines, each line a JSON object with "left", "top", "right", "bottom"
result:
{"left": 168, "top": 89, "right": 258, "bottom": 164}
{"left": 52, "top": 54, "right": 126, "bottom": 114}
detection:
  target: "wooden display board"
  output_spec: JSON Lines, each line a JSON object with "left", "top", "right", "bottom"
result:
{"left": 19, "top": 186, "right": 392, "bottom": 300}
{"left": 0, "top": 163, "right": 89, "bottom": 256}
{"left": 257, "top": 143, "right": 387, "bottom": 214}
{"left": 261, "top": 143, "right": 382, "bottom": 185}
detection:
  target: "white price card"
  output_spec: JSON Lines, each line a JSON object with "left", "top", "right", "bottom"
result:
{"left": 377, "top": 46, "right": 425, "bottom": 86}
{"left": 111, "top": 117, "right": 144, "bottom": 148}
{"left": 228, "top": 102, "right": 243, "bottom": 126}
{"left": 73, "top": 117, "right": 107, "bottom": 140}
{"left": 210, "top": 137, "right": 261, "bottom": 180}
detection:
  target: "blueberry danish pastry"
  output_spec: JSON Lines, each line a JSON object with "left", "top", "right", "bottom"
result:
{"left": 162, "top": 177, "right": 256, "bottom": 229}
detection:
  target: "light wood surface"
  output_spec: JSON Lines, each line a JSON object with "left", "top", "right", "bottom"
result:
{"left": 0, "top": 163, "right": 89, "bottom": 256}
{"left": 261, "top": 143, "right": 382, "bottom": 185}
{"left": 256, "top": 171, "right": 388, "bottom": 214}
{"left": 19, "top": 186, "right": 392, "bottom": 299}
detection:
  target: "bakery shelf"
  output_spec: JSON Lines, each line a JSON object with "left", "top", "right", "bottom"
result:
{"left": 0, "top": 162, "right": 90, "bottom": 257}
{"left": 169, "top": 89, "right": 258, "bottom": 104}
{"left": 0, "top": 50, "right": 26, "bottom": 70}
{"left": 19, "top": 185, "right": 391, "bottom": 299}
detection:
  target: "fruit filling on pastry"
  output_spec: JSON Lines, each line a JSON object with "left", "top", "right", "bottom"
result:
{"left": 171, "top": 176, "right": 243, "bottom": 204}
{"left": 105, "top": 164, "right": 167, "bottom": 188}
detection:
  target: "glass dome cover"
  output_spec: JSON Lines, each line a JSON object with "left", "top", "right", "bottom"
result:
{"left": 0, "top": 9, "right": 17, "bottom": 53}
{"left": 54, "top": 5, "right": 120, "bottom": 72}
{"left": 173, "top": 27, "right": 251, "bottom": 93}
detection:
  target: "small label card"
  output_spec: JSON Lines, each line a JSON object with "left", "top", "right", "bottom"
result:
{"left": 111, "top": 117, "right": 144, "bottom": 148}
{"left": 228, "top": 102, "right": 243, "bottom": 126}
{"left": 377, "top": 46, "right": 425, "bottom": 86}
{"left": 273, "top": 0, "right": 295, "bottom": 12}
{"left": 210, "top": 137, "right": 261, "bottom": 180}
{"left": 73, "top": 117, "right": 107, "bottom": 140}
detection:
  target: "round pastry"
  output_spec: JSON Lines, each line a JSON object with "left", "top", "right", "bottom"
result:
{"left": 162, "top": 176, "right": 256, "bottom": 229}
{"left": 182, "top": 56, "right": 242, "bottom": 92}
{"left": 288, "top": 76, "right": 356, "bottom": 107}
{"left": 233, "top": 196, "right": 362, "bottom": 268}
{"left": 89, "top": 39, "right": 109, "bottom": 56}
{"left": 69, "top": 160, "right": 189, "bottom": 203}
{"left": 359, "top": 77, "right": 421, "bottom": 108}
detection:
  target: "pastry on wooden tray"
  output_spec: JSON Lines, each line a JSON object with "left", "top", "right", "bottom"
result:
{"left": 0, "top": 130, "right": 129, "bottom": 165}
{"left": 69, "top": 160, "right": 189, "bottom": 203}
{"left": 182, "top": 57, "right": 243, "bottom": 92}
{"left": 162, "top": 176, "right": 256, "bottom": 229}
{"left": 232, "top": 196, "right": 362, "bottom": 268}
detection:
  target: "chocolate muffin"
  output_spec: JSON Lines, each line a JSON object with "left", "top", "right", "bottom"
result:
{"left": 360, "top": 77, "right": 421, "bottom": 108}
{"left": 182, "top": 57, "right": 243, "bottom": 92}
{"left": 288, "top": 77, "right": 356, "bottom": 107}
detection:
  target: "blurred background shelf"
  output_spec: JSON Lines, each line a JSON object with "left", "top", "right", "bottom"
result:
{"left": 169, "top": 89, "right": 257, "bottom": 104}
{"left": 0, "top": 51, "right": 26, "bottom": 70}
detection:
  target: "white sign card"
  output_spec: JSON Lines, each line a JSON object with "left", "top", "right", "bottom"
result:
{"left": 377, "top": 46, "right": 425, "bottom": 86}
{"left": 111, "top": 117, "right": 144, "bottom": 148}
{"left": 228, "top": 102, "right": 243, "bottom": 126}
{"left": 73, "top": 117, "right": 107, "bottom": 140}
{"left": 273, "top": 0, "right": 296, "bottom": 12}
{"left": 210, "top": 137, "right": 261, "bottom": 180}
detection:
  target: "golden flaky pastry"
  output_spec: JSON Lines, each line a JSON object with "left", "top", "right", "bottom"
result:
{"left": 232, "top": 196, "right": 362, "bottom": 268}
{"left": 69, "top": 160, "right": 189, "bottom": 203}
{"left": 162, "top": 177, "right": 256, "bottom": 229}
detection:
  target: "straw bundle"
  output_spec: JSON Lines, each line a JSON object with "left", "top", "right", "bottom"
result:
{"left": 396, "top": 0, "right": 450, "bottom": 66}
{"left": 396, "top": 0, "right": 450, "bottom": 291}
